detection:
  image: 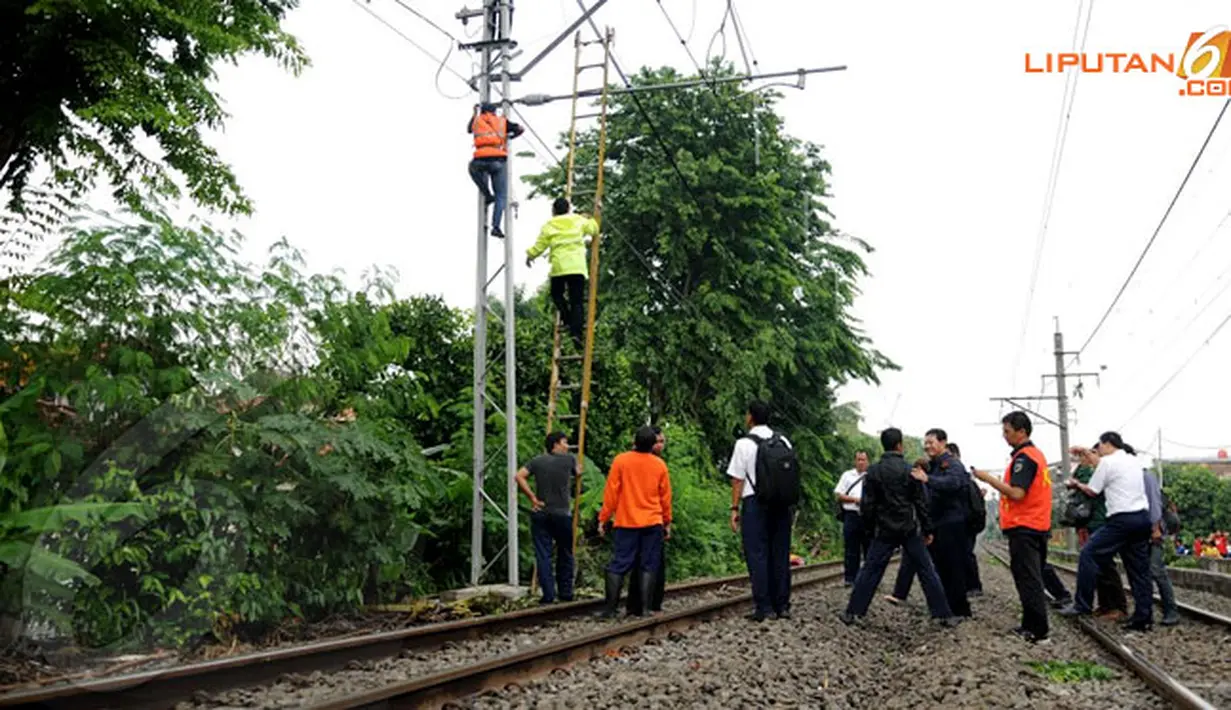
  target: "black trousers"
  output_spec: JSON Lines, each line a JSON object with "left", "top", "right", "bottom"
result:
{"left": 550, "top": 274, "right": 586, "bottom": 347}
{"left": 931, "top": 522, "right": 971, "bottom": 617}
{"left": 1007, "top": 529, "right": 1050, "bottom": 638}
{"left": 965, "top": 531, "right": 983, "bottom": 592}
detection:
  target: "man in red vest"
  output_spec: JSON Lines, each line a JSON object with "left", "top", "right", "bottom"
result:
{"left": 972, "top": 411, "right": 1053, "bottom": 644}
{"left": 467, "top": 102, "right": 524, "bottom": 238}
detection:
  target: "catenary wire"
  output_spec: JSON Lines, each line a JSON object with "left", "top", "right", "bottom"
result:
{"left": 1009, "top": 0, "right": 1092, "bottom": 390}
{"left": 1071, "top": 97, "right": 1231, "bottom": 367}
{"left": 1118, "top": 305, "right": 1231, "bottom": 429}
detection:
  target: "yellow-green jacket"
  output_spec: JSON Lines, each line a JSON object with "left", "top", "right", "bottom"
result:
{"left": 527, "top": 214, "right": 598, "bottom": 277}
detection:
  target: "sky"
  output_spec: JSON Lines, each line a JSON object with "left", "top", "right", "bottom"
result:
{"left": 17, "top": 0, "right": 1231, "bottom": 474}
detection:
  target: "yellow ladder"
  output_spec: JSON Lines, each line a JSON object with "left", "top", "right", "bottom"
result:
{"left": 533, "top": 27, "right": 614, "bottom": 595}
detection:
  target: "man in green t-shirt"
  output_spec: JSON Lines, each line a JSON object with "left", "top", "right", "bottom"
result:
{"left": 1074, "top": 463, "right": 1128, "bottom": 617}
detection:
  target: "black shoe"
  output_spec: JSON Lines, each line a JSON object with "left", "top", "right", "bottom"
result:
{"left": 599, "top": 571, "right": 623, "bottom": 619}
{"left": 1057, "top": 605, "right": 1089, "bottom": 618}
{"left": 838, "top": 611, "right": 860, "bottom": 626}
{"left": 775, "top": 609, "right": 792, "bottom": 621}
{"left": 484, "top": 194, "right": 495, "bottom": 205}
{"left": 1012, "top": 627, "right": 1051, "bottom": 644}
{"left": 938, "top": 617, "right": 961, "bottom": 628}
{"left": 968, "top": 589, "right": 984, "bottom": 598}
{"left": 491, "top": 225, "right": 505, "bottom": 239}
{"left": 746, "top": 610, "right": 767, "bottom": 622}
{"left": 1122, "top": 618, "right": 1153, "bottom": 633}
{"left": 1050, "top": 596, "right": 1073, "bottom": 609}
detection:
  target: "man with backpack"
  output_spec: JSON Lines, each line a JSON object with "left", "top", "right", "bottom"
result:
{"left": 727, "top": 400, "right": 799, "bottom": 622}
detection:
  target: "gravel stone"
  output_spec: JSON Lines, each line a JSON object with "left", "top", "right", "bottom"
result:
{"left": 456, "top": 555, "right": 1166, "bottom": 709}
{"left": 177, "top": 580, "right": 769, "bottom": 709}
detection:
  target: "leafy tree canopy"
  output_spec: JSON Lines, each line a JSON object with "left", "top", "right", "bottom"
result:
{"left": 0, "top": 0, "right": 306, "bottom": 220}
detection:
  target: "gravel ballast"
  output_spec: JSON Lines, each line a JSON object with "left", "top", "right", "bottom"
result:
{"left": 1044, "top": 562, "right": 1231, "bottom": 707}
{"left": 459, "top": 554, "right": 1167, "bottom": 709}
{"left": 177, "top": 575, "right": 804, "bottom": 710}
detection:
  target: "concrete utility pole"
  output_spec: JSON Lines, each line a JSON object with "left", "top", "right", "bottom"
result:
{"left": 1054, "top": 326, "right": 1072, "bottom": 488}
{"left": 991, "top": 319, "right": 1103, "bottom": 551}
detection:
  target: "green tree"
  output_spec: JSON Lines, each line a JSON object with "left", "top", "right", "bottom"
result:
{"left": 1163, "top": 462, "right": 1231, "bottom": 537}
{"left": 0, "top": 0, "right": 306, "bottom": 222}
{"left": 524, "top": 63, "right": 895, "bottom": 531}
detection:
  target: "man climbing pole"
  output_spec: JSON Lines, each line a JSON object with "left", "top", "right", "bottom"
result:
{"left": 526, "top": 197, "right": 597, "bottom": 350}
{"left": 467, "top": 102, "right": 523, "bottom": 238}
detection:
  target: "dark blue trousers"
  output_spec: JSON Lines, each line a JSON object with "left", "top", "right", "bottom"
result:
{"left": 741, "top": 497, "right": 794, "bottom": 615}
{"left": 1074, "top": 510, "right": 1153, "bottom": 623}
{"left": 531, "top": 511, "right": 574, "bottom": 602}
{"left": 608, "top": 525, "right": 664, "bottom": 575}
{"left": 846, "top": 534, "right": 953, "bottom": 618}
{"left": 842, "top": 512, "right": 870, "bottom": 585}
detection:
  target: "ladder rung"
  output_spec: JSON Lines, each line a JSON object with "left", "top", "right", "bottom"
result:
{"left": 560, "top": 354, "right": 584, "bottom": 361}
{"left": 573, "top": 112, "right": 603, "bottom": 120}
{"left": 560, "top": 415, "right": 580, "bottom": 422}
{"left": 578, "top": 63, "right": 605, "bottom": 71}
{"left": 558, "top": 383, "right": 580, "bottom": 391}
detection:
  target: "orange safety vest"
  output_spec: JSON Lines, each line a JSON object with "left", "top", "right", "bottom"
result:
{"left": 471, "top": 113, "right": 508, "bottom": 159}
{"left": 999, "top": 443, "right": 1052, "bottom": 532}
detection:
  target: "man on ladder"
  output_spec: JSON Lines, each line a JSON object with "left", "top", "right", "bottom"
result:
{"left": 467, "top": 102, "right": 523, "bottom": 238}
{"left": 526, "top": 197, "right": 597, "bottom": 351}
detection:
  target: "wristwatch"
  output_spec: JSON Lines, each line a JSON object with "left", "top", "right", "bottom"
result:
{"left": 730, "top": 505, "right": 739, "bottom": 511}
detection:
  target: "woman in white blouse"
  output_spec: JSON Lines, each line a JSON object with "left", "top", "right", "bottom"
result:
{"left": 1057, "top": 432, "right": 1155, "bottom": 632}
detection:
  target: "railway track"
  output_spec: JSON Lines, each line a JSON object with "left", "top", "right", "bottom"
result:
{"left": 984, "top": 545, "right": 1223, "bottom": 710}
{"left": 0, "top": 560, "right": 847, "bottom": 710}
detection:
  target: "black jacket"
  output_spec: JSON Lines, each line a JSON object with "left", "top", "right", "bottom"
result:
{"left": 860, "top": 451, "right": 932, "bottom": 539}
{"left": 926, "top": 452, "right": 971, "bottom": 528}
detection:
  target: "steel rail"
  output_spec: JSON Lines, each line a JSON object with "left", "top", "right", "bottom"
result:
{"left": 0, "top": 561, "right": 843, "bottom": 710}
{"left": 988, "top": 543, "right": 1231, "bottom": 629}
{"left": 303, "top": 565, "right": 850, "bottom": 710}
{"left": 983, "top": 546, "right": 1218, "bottom": 710}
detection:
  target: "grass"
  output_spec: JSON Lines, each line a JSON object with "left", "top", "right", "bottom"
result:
{"left": 1026, "top": 660, "right": 1116, "bottom": 683}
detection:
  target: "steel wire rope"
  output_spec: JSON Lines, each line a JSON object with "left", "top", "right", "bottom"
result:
{"left": 1009, "top": 0, "right": 1092, "bottom": 390}
{"left": 1070, "top": 98, "right": 1231, "bottom": 368}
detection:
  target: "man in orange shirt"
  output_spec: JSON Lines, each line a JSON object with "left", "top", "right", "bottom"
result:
{"left": 597, "top": 426, "right": 673, "bottom": 618}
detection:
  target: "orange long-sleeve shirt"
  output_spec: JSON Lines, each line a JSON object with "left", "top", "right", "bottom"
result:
{"left": 598, "top": 451, "right": 672, "bottom": 529}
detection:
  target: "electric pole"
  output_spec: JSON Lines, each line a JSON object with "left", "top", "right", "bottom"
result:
{"left": 452, "top": 0, "right": 850, "bottom": 594}
{"left": 462, "top": 0, "right": 519, "bottom": 591}
{"left": 1054, "top": 327, "right": 1072, "bottom": 487}
{"left": 991, "top": 319, "right": 1103, "bottom": 550}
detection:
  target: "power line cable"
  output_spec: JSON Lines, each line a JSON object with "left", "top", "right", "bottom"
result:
{"left": 1009, "top": 0, "right": 1091, "bottom": 389}
{"left": 350, "top": 0, "right": 472, "bottom": 100}
{"left": 1163, "top": 437, "right": 1231, "bottom": 451}
{"left": 727, "top": 0, "right": 760, "bottom": 73}
{"left": 1072, "top": 97, "right": 1231, "bottom": 366}
{"left": 652, "top": 0, "right": 721, "bottom": 93}
{"left": 1118, "top": 305, "right": 1231, "bottom": 429}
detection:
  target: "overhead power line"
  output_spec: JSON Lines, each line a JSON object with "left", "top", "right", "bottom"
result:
{"left": 1163, "top": 437, "right": 1231, "bottom": 451}
{"left": 1118, "top": 305, "right": 1231, "bottom": 429}
{"left": 1072, "top": 97, "right": 1231, "bottom": 366}
{"left": 1010, "top": 0, "right": 1093, "bottom": 390}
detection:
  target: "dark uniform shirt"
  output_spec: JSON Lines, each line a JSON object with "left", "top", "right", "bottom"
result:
{"left": 926, "top": 451, "right": 971, "bottom": 527}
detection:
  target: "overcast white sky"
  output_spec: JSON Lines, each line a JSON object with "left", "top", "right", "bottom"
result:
{"left": 29, "top": 0, "right": 1231, "bottom": 473}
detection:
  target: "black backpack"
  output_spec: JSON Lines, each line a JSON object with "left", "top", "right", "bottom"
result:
{"left": 745, "top": 432, "right": 801, "bottom": 507}
{"left": 966, "top": 478, "right": 987, "bottom": 533}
